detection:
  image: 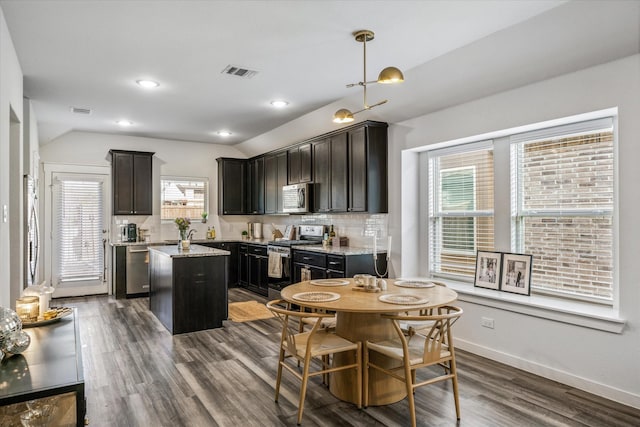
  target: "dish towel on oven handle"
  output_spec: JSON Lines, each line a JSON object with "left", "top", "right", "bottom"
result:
{"left": 268, "top": 251, "right": 283, "bottom": 278}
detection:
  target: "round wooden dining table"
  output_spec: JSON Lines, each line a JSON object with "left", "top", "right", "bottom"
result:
{"left": 280, "top": 278, "right": 458, "bottom": 406}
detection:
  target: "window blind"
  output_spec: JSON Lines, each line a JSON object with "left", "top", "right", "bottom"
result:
{"left": 54, "top": 177, "right": 104, "bottom": 284}
{"left": 511, "top": 120, "right": 614, "bottom": 300}
{"left": 428, "top": 142, "right": 494, "bottom": 278}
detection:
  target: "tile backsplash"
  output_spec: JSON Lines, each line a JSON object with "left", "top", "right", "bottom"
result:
{"left": 113, "top": 213, "right": 389, "bottom": 250}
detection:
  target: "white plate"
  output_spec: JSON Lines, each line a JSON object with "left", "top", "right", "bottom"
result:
{"left": 292, "top": 292, "right": 341, "bottom": 302}
{"left": 378, "top": 293, "right": 429, "bottom": 305}
{"left": 310, "top": 279, "right": 349, "bottom": 287}
{"left": 394, "top": 280, "right": 436, "bottom": 288}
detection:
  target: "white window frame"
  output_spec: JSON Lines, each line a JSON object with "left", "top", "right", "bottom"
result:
{"left": 160, "top": 175, "right": 209, "bottom": 222}
{"left": 423, "top": 115, "right": 616, "bottom": 305}
{"left": 438, "top": 165, "right": 477, "bottom": 255}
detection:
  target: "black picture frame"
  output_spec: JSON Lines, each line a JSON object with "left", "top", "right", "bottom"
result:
{"left": 474, "top": 250, "right": 502, "bottom": 290}
{"left": 500, "top": 253, "right": 533, "bottom": 295}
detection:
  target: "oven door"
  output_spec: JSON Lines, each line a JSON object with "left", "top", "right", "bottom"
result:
{"left": 267, "top": 246, "right": 292, "bottom": 295}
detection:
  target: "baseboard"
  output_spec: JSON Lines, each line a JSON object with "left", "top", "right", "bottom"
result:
{"left": 456, "top": 338, "right": 640, "bottom": 410}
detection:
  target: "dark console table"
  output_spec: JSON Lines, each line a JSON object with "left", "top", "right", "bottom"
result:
{"left": 0, "top": 309, "right": 86, "bottom": 426}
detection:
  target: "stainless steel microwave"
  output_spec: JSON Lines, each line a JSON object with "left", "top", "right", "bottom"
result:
{"left": 282, "top": 183, "right": 309, "bottom": 213}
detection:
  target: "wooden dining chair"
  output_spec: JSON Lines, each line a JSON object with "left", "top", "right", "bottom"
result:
{"left": 363, "top": 305, "right": 464, "bottom": 427}
{"left": 266, "top": 299, "right": 362, "bottom": 425}
{"left": 398, "top": 280, "right": 448, "bottom": 336}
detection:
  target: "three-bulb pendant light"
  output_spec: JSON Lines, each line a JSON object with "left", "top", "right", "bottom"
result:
{"left": 333, "top": 30, "right": 404, "bottom": 124}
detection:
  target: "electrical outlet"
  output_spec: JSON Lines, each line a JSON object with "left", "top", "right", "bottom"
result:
{"left": 481, "top": 317, "right": 495, "bottom": 329}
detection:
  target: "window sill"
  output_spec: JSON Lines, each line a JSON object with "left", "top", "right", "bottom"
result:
{"left": 437, "top": 280, "right": 626, "bottom": 333}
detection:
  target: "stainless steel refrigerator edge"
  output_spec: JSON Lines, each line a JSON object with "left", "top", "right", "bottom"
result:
{"left": 24, "top": 175, "right": 39, "bottom": 288}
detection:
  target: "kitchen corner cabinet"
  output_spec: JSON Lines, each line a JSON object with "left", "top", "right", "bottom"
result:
{"left": 265, "top": 151, "right": 288, "bottom": 214}
{"left": 292, "top": 249, "right": 388, "bottom": 283}
{"left": 313, "top": 133, "right": 348, "bottom": 213}
{"left": 110, "top": 150, "right": 154, "bottom": 215}
{"left": 288, "top": 143, "right": 312, "bottom": 184}
{"left": 217, "top": 158, "right": 247, "bottom": 215}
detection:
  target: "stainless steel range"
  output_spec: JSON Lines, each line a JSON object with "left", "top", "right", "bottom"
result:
{"left": 267, "top": 225, "right": 325, "bottom": 299}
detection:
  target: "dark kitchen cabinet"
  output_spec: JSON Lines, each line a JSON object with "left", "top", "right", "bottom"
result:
{"left": 199, "top": 241, "right": 239, "bottom": 287}
{"left": 238, "top": 244, "right": 249, "bottom": 286}
{"left": 292, "top": 249, "right": 387, "bottom": 283}
{"left": 247, "top": 244, "right": 268, "bottom": 296}
{"left": 217, "top": 158, "right": 247, "bottom": 215}
{"left": 313, "top": 133, "right": 348, "bottom": 213}
{"left": 110, "top": 150, "right": 154, "bottom": 215}
{"left": 288, "top": 143, "right": 312, "bottom": 184}
{"left": 248, "top": 157, "right": 265, "bottom": 215}
{"left": 265, "top": 151, "right": 288, "bottom": 214}
{"left": 348, "top": 125, "right": 388, "bottom": 213}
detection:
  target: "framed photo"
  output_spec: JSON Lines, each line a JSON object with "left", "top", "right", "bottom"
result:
{"left": 500, "top": 253, "right": 533, "bottom": 295}
{"left": 474, "top": 251, "right": 502, "bottom": 290}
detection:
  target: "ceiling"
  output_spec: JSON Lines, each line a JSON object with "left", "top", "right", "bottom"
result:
{"left": 1, "top": 1, "right": 638, "bottom": 147}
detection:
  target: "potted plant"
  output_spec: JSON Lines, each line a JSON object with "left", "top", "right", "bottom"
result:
{"left": 201, "top": 212, "right": 208, "bottom": 223}
{"left": 241, "top": 230, "right": 248, "bottom": 240}
{"left": 174, "top": 217, "right": 191, "bottom": 249}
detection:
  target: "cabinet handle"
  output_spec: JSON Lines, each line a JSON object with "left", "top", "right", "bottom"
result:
{"left": 303, "top": 257, "right": 311, "bottom": 261}
{"left": 329, "top": 261, "right": 339, "bottom": 265}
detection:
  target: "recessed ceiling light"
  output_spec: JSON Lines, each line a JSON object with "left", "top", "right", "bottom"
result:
{"left": 270, "top": 100, "right": 289, "bottom": 108}
{"left": 136, "top": 80, "right": 160, "bottom": 88}
{"left": 217, "top": 130, "right": 232, "bottom": 137}
{"left": 116, "top": 120, "right": 133, "bottom": 127}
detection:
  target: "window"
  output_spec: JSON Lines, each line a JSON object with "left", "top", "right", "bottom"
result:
{"left": 425, "top": 116, "right": 615, "bottom": 303}
{"left": 511, "top": 118, "right": 614, "bottom": 301}
{"left": 428, "top": 143, "right": 494, "bottom": 277}
{"left": 161, "top": 177, "right": 208, "bottom": 221}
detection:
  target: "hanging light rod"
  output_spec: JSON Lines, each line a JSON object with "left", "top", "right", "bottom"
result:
{"left": 333, "top": 30, "right": 404, "bottom": 124}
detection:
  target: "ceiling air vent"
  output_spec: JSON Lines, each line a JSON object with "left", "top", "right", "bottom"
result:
{"left": 70, "top": 106, "right": 92, "bottom": 115}
{"left": 221, "top": 65, "right": 258, "bottom": 79}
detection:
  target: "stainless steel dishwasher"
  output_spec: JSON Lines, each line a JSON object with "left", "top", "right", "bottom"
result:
{"left": 126, "top": 245, "right": 150, "bottom": 296}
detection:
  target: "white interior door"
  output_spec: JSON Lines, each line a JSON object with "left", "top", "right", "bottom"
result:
{"left": 45, "top": 165, "right": 110, "bottom": 297}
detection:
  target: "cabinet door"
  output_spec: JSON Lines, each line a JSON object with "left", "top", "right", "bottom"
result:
{"left": 313, "top": 139, "right": 330, "bottom": 213}
{"left": 264, "top": 154, "right": 278, "bottom": 214}
{"left": 238, "top": 246, "right": 248, "bottom": 285}
{"left": 218, "top": 158, "right": 246, "bottom": 215}
{"left": 299, "top": 143, "right": 312, "bottom": 183}
{"left": 276, "top": 152, "right": 288, "bottom": 213}
{"left": 330, "top": 133, "right": 348, "bottom": 212}
{"left": 348, "top": 127, "right": 367, "bottom": 212}
{"left": 249, "top": 157, "right": 265, "bottom": 214}
{"left": 288, "top": 146, "right": 300, "bottom": 184}
{"left": 258, "top": 255, "right": 269, "bottom": 293}
{"left": 133, "top": 153, "right": 153, "bottom": 215}
{"left": 112, "top": 152, "right": 134, "bottom": 215}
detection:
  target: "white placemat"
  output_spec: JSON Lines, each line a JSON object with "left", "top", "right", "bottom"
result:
{"left": 310, "top": 279, "right": 349, "bottom": 287}
{"left": 378, "top": 293, "right": 429, "bottom": 305}
{"left": 292, "top": 291, "right": 341, "bottom": 302}
{"left": 394, "top": 280, "right": 436, "bottom": 289}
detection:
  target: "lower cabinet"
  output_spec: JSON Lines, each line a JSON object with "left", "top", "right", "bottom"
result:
{"left": 199, "top": 241, "right": 238, "bottom": 287}
{"left": 237, "top": 243, "right": 269, "bottom": 296}
{"left": 292, "top": 249, "right": 387, "bottom": 282}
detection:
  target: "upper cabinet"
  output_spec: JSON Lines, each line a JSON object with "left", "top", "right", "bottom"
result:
{"left": 110, "top": 150, "right": 154, "bottom": 215}
{"left": 348, "top": 124, "right": 388, "bottom": 213}
{"left": 217, "top": 158, "right": 247, "bottom": 215}
{"left": 313, "top": 133, "right": 348, "bottom": 213}
{"left": 216, "top": 120, "right": 387, "bottom": 215}
{"left": 248, "top": 156, "right": 265, "bottom": 215}
{"left": 265, "top": 151, "right": 288, "bottom": 214}
{"left": 288, "top": 143, "right": 312, "bottom": 184}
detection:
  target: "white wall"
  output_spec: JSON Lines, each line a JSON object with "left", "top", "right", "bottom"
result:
{"left": 0, "top": 7, "right": 24, "bottom": 308}
{"left": 391, "top": 55, "right": 640, "bottom": 408}
{"left": 39, "top": 131, "right": 249, "bottom": 241}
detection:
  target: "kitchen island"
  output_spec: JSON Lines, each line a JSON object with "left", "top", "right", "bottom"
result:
{"left": 149, "top": 244, "right": 230, "bottom": 334}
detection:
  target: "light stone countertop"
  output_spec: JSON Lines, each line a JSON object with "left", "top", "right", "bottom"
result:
{"left": 149, "top": 244, "right": 231, "bottom": 258}
{"left": 291, "top": 244, "right": 387, "bottom": 256}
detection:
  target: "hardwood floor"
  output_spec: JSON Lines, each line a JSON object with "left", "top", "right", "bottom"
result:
{"left": 56, "top": 289, "right": 640, "bottom": 427}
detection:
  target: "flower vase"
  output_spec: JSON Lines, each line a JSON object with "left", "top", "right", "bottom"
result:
{"left": 179, "top": 230, "right": 190, "bottom": 250}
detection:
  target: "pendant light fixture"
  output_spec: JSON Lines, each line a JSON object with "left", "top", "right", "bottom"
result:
{"left": 333, "top": 30, "right": 404, "bottom": 124}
